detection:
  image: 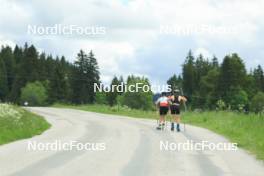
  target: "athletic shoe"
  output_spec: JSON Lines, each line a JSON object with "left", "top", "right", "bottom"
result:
{"left": 161, "top": 123, "right": 165, "bottom": 130}
{"left": 176, "top": 124, "right": 180, "bottom": 132}
{"left": 171, "top": 123, "right": 174, "bottom": 131}
{"left": 156, "top": 124, "right": 162, "bottom": 130}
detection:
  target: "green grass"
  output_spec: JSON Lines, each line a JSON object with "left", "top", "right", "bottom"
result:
{"left": 0, "top": 104, "right": 51, "bottom": 145}
{"left": 53, "top": 103, "right": 264, "bottom": 160}
{"left": 183, "top": 111, "right": 264, "bottom": 160}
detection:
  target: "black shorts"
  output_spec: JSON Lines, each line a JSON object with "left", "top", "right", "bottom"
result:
{"left": 159, "top": 106, "right": 169, "bottom": 115}
{"left": 170, "top": 105, "right": 180, "bottom": 115}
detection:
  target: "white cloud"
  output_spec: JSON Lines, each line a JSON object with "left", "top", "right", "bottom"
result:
{"left": 0, "top": 0, "right": 263, "bottom": 84}
{"left": 0, "top": 35, "right": 16, "bottom": 48}
{"left": 77, "top": 40, "right": 135, "bottom": 83}
{"left": 194, "top": 47, "right": 212, "bottom": 58}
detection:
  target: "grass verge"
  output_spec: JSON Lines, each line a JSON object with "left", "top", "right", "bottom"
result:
{"left": 53, "top": 103, "right": 264, "bottom": 160}
{"left": 183, "top": 111, "right": 264, "bottom": 160}
{"left": 0, "top": 104, "right": 51, "bottom": 145}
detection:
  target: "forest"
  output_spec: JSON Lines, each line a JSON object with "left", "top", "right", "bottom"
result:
{"left": 0, "top": 43, "right": 264, "bottom": 113}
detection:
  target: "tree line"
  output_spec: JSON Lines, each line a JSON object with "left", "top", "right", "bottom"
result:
{"left": 168, "top": 50, "right": 264, "bottom": 113}
{"left": 0, "top": 43, "right": 100, "bottom": 105}
{"left": 0, "top": 44, "right": 264, "bottom": 113}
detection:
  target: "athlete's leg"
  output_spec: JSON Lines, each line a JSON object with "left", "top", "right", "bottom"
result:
{"left": 171, "top": 114, "right": 176, "bottom": 131}
{"left": 157, "top": 106, "right": 166, "bottom": 130}
{"left": 175, "top": 115, "right": 181, "bottom": 123}
{"left": 170, "top": 106, "right": 176, "bottom": 131}
{"left": 160, "top": 115, "right": 165, "bottom": 124}
{"left": 157, "top": 115, "right": 165, "bottom": 130}
{"left": 175, "top": 114, "right": 181, "bottom": 132}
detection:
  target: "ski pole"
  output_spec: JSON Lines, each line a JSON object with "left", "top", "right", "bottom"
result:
{"left": 180, "top": 88, "right": 187, "bottom": 131}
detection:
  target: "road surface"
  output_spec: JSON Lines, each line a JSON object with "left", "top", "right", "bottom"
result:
{"left": 0, "top": 107, "right": 263, "bottom": 176}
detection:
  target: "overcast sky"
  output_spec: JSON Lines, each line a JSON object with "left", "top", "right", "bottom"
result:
{"left": 0, "top": 0, "right": 264, "bottom": 85}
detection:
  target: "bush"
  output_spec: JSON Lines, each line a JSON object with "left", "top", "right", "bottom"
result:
{"left": 95, "top": 92, "right": 107, "bottom": 104}
{"left": 116, "top": 95, "right": 124, "bottom": 106}
{"left": 251, "top": 92, "right": 264, "bottom": 114}
{"left": 216, "top": 99, "right": 226, "bottom": 110}
{"left": 120, "top": 76, "right": 153, "bottom": 110}
{"left": 20, "top": 81, "right": 48, "bottom": 106}
{"left": 230, "top": 90, "right": 248, "bottom": 111}
{"left": 110, "top": 105, "right": 132, "bottom": 112}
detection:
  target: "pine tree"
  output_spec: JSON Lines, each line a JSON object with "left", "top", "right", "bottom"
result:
{"left": 217, "top": 53, "right": 247, "bottom": 104}
{"left": 194, "top": 54, "right": 211, "bottom": 89}
{"left": 107, "top": 76, "right": 121, "bottom": 106}
{"left": 87, "top": 51, "right": 100, "bottom": 103}
{"left": 71, "top": 50, "right": 100, "bottom": 104}
{"left": 253, "top": 65, "right": 264, "bottom": 92}
{"left": 200, "top": 68, "right": 220, "bottom": 108}
{"left": 1, "top": 46, "right": 15, "bottom": 93}
{"left": 13, "top": 45, "right": 23, "bottom": 64}
{"left": 182, "top": 50, "right": 195, "bottom": 99}
{"left": 10, "top": 44, "right": 39, "bottom": 102}
{"left": 212, "top": 55, "right": 219, "bottom": 68}
{"left": 71, "top": 50, "right": 88, "bottom": 104}
{"left": 0, "top": 56, "right": 8, "bottom": 101}
{"left": 167, "top": 74, "right": 182, "bottom": 91}
{"left": 38, "top": 53, "right": 48, "bottom": 81}
{"left": 45, "top": 55, "right": 56, "bottom": 81}
{"left": 192, "top": 54, "right": 211, "bottom": 108}
{"left": 48, "top": 56, "right": 70, "bottom": 103}
{"left": 24, "top": 45, "right": 39, "bottom": 82}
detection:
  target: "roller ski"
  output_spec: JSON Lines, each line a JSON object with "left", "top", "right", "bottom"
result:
{"left": 156, "top": 123, "right": 165, "bottom": 130}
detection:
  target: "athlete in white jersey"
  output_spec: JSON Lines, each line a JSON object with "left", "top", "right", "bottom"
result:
{"left": 155, "top": 92, "right": 170, "bottom": 130}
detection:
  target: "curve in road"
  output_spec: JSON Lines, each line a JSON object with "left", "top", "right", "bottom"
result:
{"left": 0, "top": 107, "right": 263, "bottom": 176}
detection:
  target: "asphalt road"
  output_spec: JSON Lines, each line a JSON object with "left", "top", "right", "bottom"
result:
{"left": 0, "top": 107, "right": 263, "bottom": 176}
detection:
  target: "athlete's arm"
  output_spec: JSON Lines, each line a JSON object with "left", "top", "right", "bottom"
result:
{"left": 167, "top": 96, "right": 172, "bottom": 105}
{"left": 155, "top": 98, "right": 160, "bottom": 108}
{"left": 179, "top": 96, "right": 187, "bottom": 102}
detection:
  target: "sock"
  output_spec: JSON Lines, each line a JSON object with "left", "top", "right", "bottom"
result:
{"left": 177, "top": 123, "right": 180, "bottom": 129}
{"left": 171, "top": 122, "right": 174, "bottom": 128}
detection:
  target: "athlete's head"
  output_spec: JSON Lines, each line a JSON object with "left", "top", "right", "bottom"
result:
{"left": 173, "top": 89, "right": 180, "bottom": 96}
{"left": 161, "top": 92, "right": 167, "bottom": 97}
